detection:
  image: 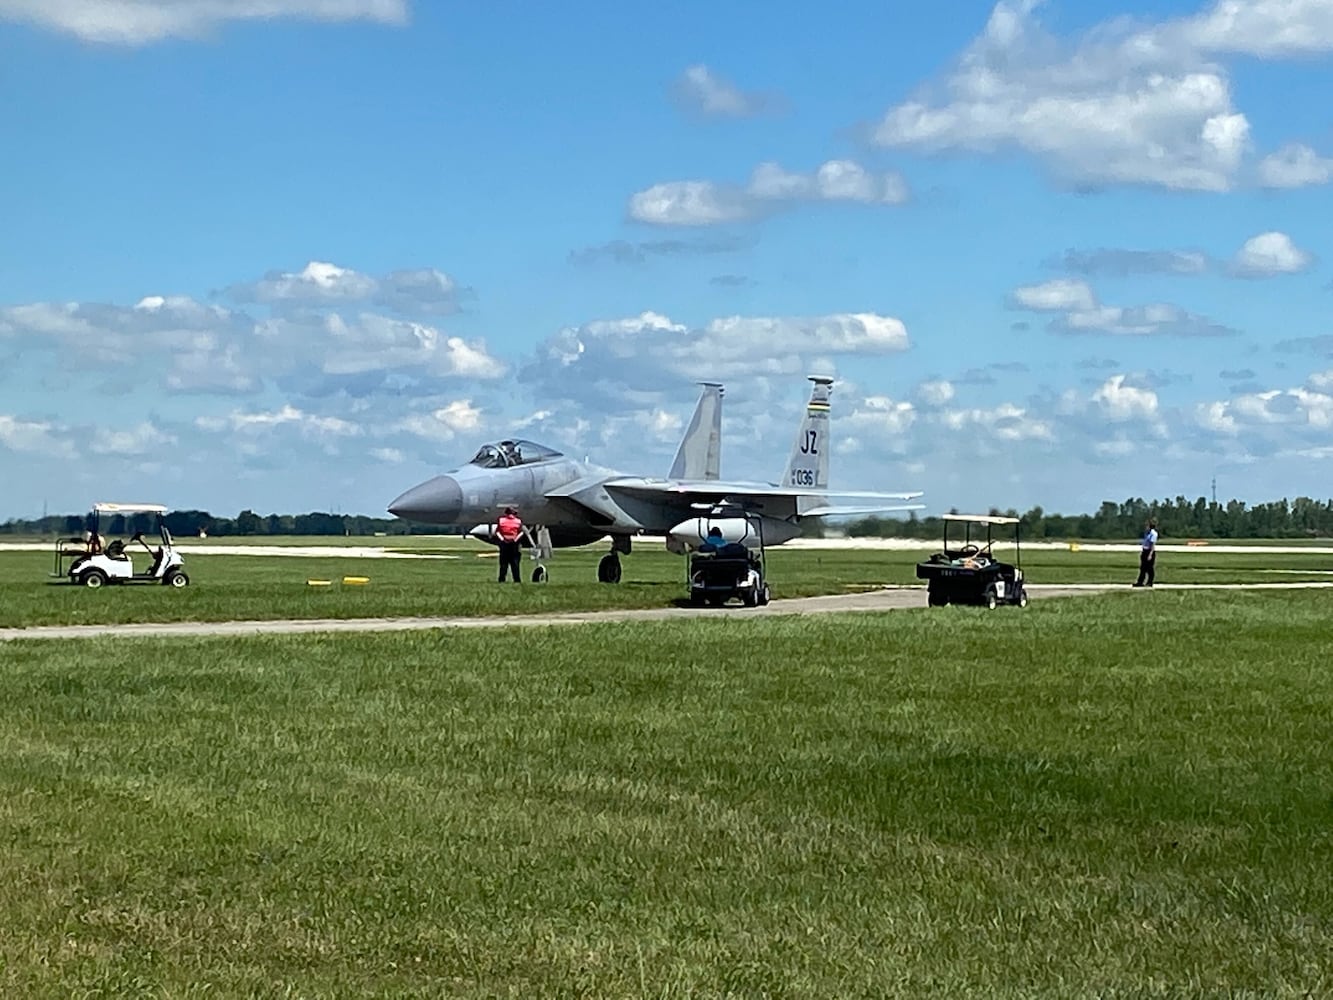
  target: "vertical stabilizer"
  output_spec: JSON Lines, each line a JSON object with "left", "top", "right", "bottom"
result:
{"left": 669, "top": 382, "right": 724, "bottom": 480}
{"left": 783, "top": 376, "right": 832, "bottom": 490}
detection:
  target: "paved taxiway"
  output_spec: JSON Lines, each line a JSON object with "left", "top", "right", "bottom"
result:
{"left": 5, "top": 582, "right": 1331, "bottom": 642}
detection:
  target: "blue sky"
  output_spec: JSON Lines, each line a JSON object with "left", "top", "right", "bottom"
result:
{"left": 2, "top": 0, "right": 1332, "bottom": 520}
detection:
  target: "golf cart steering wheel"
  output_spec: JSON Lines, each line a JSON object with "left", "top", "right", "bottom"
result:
{"left": 958, "top": 543, "right": 980, "bottom": 556}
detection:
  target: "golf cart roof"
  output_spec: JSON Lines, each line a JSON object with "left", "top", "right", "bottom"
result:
{"left": 93, "top": 502, "right": 168, "bottom": 514}
{"left": 943, "top": 513, "right": 1020, "bottom": 525}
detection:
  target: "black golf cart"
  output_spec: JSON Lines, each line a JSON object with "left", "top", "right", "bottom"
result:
{"left": 686, "top": 510, "right": 772, "bottom": 608}
{"left": 915, "top": 513, "right": 1027, "bottom": 609}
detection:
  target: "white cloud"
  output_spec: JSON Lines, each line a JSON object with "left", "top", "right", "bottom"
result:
{"left": 1175, "top": 0, "right": 1333, "bottom": 57}
{"left": 866, "top": 0, "right": 1333, "bottom": 191}
{"left": 0, "top": 415, "right": 76, "bottom": 458}
{"left": 98, "top": 421, "right": 177, "bottom": 456}
{"left": 525, "top": 310, "right": 911, "bottom": 409}
{"left": 1011, "top": 278, "right": 1097, "bottom": 312}
{"left": 0, "top": 296, "right": 264, "bottom": 393}
{"left": 399, "top": 400, "right": 484, "bottom": 442}
{"left": 233, "top": 261, "right": 378, "bottom": 304}
{"left": 229, "top": 261, "right": 463, "bottom": 315}
{"left": 916, "top": 380, "right": 956, "bottom": 406}
{"left": 1092, "top": 375, "right": 1159, "bottom": 421}
{"left": 0, "top": 0, "right": 409, "bottom": 45}
{"left": 197, "top": 404, "right": 361, "bottom": 438}
{"left": 1008, "top": 277, "right": 1235, "bottom": 337}
{"left": 673, "top": 64, "right": 775, "bottom": 119}
{"left": 1258, "top": 143, "right": 1333, "bottom": 188}
{"left": 1230, "top": 231, "right": 1315, "bottom": 277}
{"left": 303, "top": 313, "right": 506, "bottom": 378}
{"left": 628, "top": 159, "right": 909, "bottom": 226}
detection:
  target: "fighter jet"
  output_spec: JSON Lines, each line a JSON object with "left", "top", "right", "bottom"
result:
{"left": 387, "top": 377, "right": 922, "bottom": 582}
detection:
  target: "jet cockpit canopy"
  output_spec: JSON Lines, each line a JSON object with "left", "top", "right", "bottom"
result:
{"left": 467, "top": 439, "right": 562, "bottom": 469}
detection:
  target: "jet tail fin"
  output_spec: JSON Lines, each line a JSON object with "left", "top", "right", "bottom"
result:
{"left": 669, "top": 382, "right": 724, "bottom": 480}
{"left": 783, "top": 376, "right": 833, "bottom": 490}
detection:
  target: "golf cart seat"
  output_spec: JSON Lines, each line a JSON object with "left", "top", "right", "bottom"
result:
{"left": 104, "top": 539, "right": 129, "bottom": 560}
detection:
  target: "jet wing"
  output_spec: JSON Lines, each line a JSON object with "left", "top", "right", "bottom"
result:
{"left": 604, "top": 477, "right": 923, "bottom": 517}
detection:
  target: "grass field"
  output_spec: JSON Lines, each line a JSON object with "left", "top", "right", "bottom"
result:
{"left": 1, "top": 591, "right": 1329, "bottom": 996}
{"left": 3, "top": 538, "right": 1333, "bottom": 629}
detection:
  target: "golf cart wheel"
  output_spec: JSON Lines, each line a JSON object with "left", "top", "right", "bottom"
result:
{"left": 80, "top": 568, "right": 108, "bottom": 589}
{"left": 1017, "top": 588, "right": 1029, "bottom": 609}
{"left": 985, "top": 586, "right": 999, "bottom": 611}
{"left": 165, "top": 571, "right": 189, "bottom": 588}
{"left": 597, "top": 554, "right": 621, "bottom": 584}
{"left": 742, "top": 588, "right": 757, "bottom": 608}
{"left": 927, "top": 590, "right": 946, "bottom": 607}
{"left": 531, "top": 565, "right": 548, "bottom": 584}
{"left": 758, "top": 584, "right": 771, "bottom": 606}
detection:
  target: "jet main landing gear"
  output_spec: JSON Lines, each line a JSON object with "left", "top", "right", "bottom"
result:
{"left": 597, "top": 535, "right": 632, "bottom": 584}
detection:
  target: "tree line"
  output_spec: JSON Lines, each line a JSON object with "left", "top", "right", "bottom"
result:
{"left": 0, "top": 509, "right": 447, "bottom": 538}
{"left": 848, "top": 496, "right": 1333, "bottom": 540}
{"left": 4, "top": 495, "right": 1333, "bottom": 540}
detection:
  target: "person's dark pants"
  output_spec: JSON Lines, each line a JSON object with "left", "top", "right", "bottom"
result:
{"left": 498, "top": 540, "right": 522, "bottom": 583}
{"left": 1135, "top": 550, "right": 1155, "bottom": 587}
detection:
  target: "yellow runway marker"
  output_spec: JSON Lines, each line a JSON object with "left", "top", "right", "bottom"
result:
{"left": 343, "top": 576, "right": 370, "bottom": 585}
{"left": 307, "top": 580, "right": 332, "bottom": 587}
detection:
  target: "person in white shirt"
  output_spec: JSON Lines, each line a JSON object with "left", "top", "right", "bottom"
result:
{"left": 1134, "top": 518, "right": 1158, "bottom": 587}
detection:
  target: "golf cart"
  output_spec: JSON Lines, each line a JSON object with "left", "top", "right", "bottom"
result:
{"left": 915, "top": 513, "right": 1027, "bottom": 609}
{"left": 687, "top": 508, "right": 772, "bottom": 608}
{"left": 53, "top": 502, "right": 189, "bottom": 589}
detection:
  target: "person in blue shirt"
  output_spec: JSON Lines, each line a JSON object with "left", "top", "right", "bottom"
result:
{"left": 700, "top": 526, "right": 725, "bottom": 552}
{"left": 1134, "top": 517, "right": 1158, "bottom": 587}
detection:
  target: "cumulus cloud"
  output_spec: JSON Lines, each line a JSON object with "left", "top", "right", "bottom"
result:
{"left": 1229, "top": 231, "right": 1315, "bottom": 277}
{"left": 197, "top": 404, "right": 361, "bottom": 438}
{"left": 672, "top": 64, "right": 779, "bottom": 119}
{"left": 523, "top": 309, "right": 910, "bottom": 410}
{"left": 229, "top": 261, "right": 464, "bottom": 315}
{"left": 1091, "top": 374, "right": 1160, "bottom": 421}
{"left": 871, "top": 1, "right": 1251, "bottom": 191}
{"left": 628, "top": 159, "right": 909, "bottom": 226}
{"left": 1258, "top": 143, "right": 1333, "bottom": 188}
{"left": 1010, "top": 278, "right": 1098, "bottom": 312}
{"left": 1009, "top": 277, "right": 1236, "bottom": 337}
{"left": 1, "top": 277, "right": 502, "bottom": 398}
{"left": 398, "top": 400, "right": 484, "bottom": 442}
{"left": 0, "top": 0, "right": 409, "bottom": 44}
{"left": 0, "top": 414, "right": 76, "bottom": 458}
{"left": 0, "top": 296, "right": 262, "bottom": 394}
{"left": 865, "top": 0, "right": 1333, "bottom": 192}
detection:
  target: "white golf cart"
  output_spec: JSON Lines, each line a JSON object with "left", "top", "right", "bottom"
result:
{"left": 53, "top": 502, "right": 190, "bottom": 589}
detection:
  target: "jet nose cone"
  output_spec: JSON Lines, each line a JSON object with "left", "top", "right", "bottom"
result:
{"left": 388, "top": 475, "right": 463, "bottom": 524}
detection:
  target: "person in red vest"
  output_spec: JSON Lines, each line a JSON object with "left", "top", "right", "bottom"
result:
{"left": 496, "top": 506, "right": 524, "bottom": 583}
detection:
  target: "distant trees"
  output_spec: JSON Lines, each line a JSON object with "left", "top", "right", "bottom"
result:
{"left": 5, "top": 495, "right": 1333, "bottom": 539}
{"left": 845, "top": 496, "right": 1333, "bottom": 540}
{"left": 1, "top": 510, "right": 457, "bottom": 537}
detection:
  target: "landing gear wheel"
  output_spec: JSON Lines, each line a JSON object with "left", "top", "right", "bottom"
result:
{"left": 597, "top": 554, "right": 621, "bottom": 584}
{"left": 81, "top": 569, "right": 107, "bottom": 589}
{"left": 531, "top": 565, "right": 548, "bottom": 584}
{"left": 164, "top": 571, "right": 189, "bottom": 588}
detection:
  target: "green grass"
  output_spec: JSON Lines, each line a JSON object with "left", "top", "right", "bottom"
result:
{"left": 0, "top": 591, "right": 1330, "bottom": 996}
{"left": 3, "top": 541, "right": 1333, "bottom": 629}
